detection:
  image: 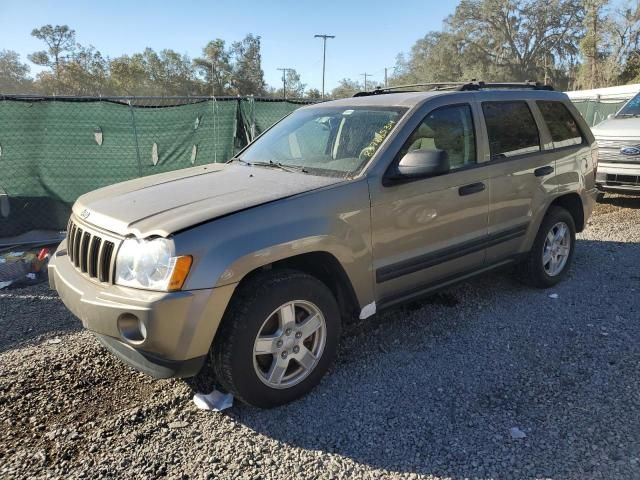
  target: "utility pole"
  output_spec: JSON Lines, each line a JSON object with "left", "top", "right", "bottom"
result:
{"left": 314, "top": 34, "right": 335, "bottom": 99}
{"left": 360, "top": 73, "right": 372, "bottom": 91}
{"left": 277, "top": 67, "right": 293, "bottom": 99}
{"left": 385, "top": 67, "right": 395, "bottom": 88}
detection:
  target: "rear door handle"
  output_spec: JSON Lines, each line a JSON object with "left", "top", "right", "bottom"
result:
{"left": 534, "top": 165, "right": 554, "bottom": 177}
{"left": 458, "top": 182, "right": 486, "bottom": 196}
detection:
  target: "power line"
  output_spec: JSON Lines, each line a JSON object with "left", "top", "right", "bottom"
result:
{"left": 277, "top": 67, "right": 294, "bottom": 99}
{"left": 314, "top": 34, "right": 335, "bottom": 100}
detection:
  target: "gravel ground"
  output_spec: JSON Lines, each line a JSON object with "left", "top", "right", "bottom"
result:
{"left": 1, "top": 195, "right": 639, "bottom": 480}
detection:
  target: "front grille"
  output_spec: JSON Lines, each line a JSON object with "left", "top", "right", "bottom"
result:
{"left": 67, "top": 218, "right": 117, "bottom": 283}
{"left": 605, "top": 173, "right": 640, "bottom": 187}
{"left": 597, "top": 139, "right": 640, "bottom": 164}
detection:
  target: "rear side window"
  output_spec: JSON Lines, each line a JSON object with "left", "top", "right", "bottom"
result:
{"left": 537, "top": 101, "right": 584, "bottom": 149}
{"left": 482, "top": 102, "right": 540, "bottom": 159}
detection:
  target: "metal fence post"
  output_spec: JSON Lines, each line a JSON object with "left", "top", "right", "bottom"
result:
{"left": 250, "top": 95, "right": 256, "bottom": 141}
{"left": 128, "top": 99, "right": 142, "bottom": 177}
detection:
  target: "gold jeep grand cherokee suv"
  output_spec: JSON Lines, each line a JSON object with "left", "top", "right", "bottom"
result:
{"left": 50, "top": 82, "right": 599, "bottom": 408}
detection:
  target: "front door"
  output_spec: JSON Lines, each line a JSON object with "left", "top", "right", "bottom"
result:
{"left": 369, "top": 103, "right": 490, "bottom": 308}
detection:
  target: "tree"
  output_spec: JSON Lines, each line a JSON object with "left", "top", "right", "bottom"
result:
{"left": 109, "top": 48, "right": 198, "bottom": 96}
{"left": 193, "top": 39, "right": 232, "bottom": 95}
{"left": 394, "top": 0, "right": 584, "bottom": 89}
{"left": 149, "top": 49, "right": 199, "bottom": 95}
{"left": 273, "top": 69, "right": 306, "bottom": 98}
{"left": 392, "top": 32, "right": 466, "bottom": 84}
{"left": 579, "top": 0, "right": 610, "bottom": 88}
{"left": 305, "top": 88, "right": 322, "bottom": 99}
{"left": 37, "top": 44, "right": 109, "bottom": 95}
{"left": 230, "top": 34, "right": 266, "bottom": 95}
{"left": 28, "top": 24, "right": 76, "bottom": 82}
{"left": 0, "top": 50, "right": 32, "bottom": 93}
{"left": 330, "top": 78, "right": 363, "bottom": 98}
{"left": 601, "top": 2, "right": 640, "bottom": 85}
{"left": 109, "top": 54, "right": 149, "bottom": 95}
{"left": 448, "top": 0, "right": 583, "bottom": 84}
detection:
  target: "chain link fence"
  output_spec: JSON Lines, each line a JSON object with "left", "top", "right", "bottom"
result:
{"left": 0, "top": 95, "right": 316, "bottom": 238}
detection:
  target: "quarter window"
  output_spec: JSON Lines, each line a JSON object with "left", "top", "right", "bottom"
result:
{"left": 397, "top": 104, "right": 477, "bottom": 171}
{"left": 482, "top": 102, "right": 540, "bottom": 159}
{"left": 537, "top": 101, "right": 584, "bottom": 149}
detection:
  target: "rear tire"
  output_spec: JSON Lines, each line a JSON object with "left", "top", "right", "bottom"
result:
{"left": 521, "top": 206, "right": 576, "bottom": 289}
{"left": 212, "top": 270, "right": 341, "bottom": 408}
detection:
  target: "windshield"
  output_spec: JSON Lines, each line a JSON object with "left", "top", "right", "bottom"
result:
{"left": 617, "top": 93, "right": 640, "bottom": 117}
{"left": 238, "top": 106, "right": 407, "bottom": 177}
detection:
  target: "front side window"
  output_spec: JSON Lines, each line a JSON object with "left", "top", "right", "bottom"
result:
{"left": 537, "top": 101, "right": 584, "bottom": 149}
{"left": 483, "top": 101, "right": 540, "bottom": 159}
{"left": 396, "top": 104, "right": 477, "bottom": 170}
{"left": 240, "top": 106, "right": 407, "bottom": 176}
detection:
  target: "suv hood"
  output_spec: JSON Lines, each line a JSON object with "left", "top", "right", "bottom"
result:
{"left": 592, "top": 116, "right": 640, "bottom": 138}
{"left": 73, "top": 164, "right": 344, "bottom": 237}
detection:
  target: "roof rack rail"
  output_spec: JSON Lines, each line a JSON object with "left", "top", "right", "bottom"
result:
{"left": 353, "top": 82, "right": 466, "bottom": 97}
{"left": 460, "top": 81, "right": 554, "bottom": 91}
{"left": 353, "top": 80, "right": 553, "bottom": 97}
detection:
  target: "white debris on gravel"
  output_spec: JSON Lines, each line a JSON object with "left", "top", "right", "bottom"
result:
{"left": 1, "top": 194, "right": 640, "bottom": 480}
{"left": 510, "top": 427, "right": 527, "bottom": 439}
{"left": 193, "top": 389, "right": 234, "bottom": 411}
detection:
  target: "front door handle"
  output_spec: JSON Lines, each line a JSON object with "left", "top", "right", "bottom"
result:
{"left": 534, "top": 165, "right": 554, "bottom": 177}
{"left": 458, "top": 182, "right": 486, "bottom": 196}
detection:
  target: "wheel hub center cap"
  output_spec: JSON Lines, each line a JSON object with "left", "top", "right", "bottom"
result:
{"left": 283, "top": 337, "right": 295, "bottom": 350}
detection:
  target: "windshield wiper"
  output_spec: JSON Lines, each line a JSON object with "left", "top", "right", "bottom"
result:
{"left": 226, "top": 157, "right": 251, "bottom": 165}
{"left": 228, "top": 157, "right": 308, "bottom": 173}
{"left": 616, "top": 113, "right": 640, "bottom": 118}
{"left": 251, "top": 160, "right": 309, "bottom": 174}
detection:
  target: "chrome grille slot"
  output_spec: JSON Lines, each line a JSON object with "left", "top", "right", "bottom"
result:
{"left": 99, "top": 241, "right": 115, "bottom": 283}
{"left": 73, "top": 228, "right": 83, "bottom": 268}
{"left": 79, "top": 232, "right": 91, "bottom": 272}
{"left": 65, "top": 218, "right": 120, "bottom": 284}
{"left": 88, "top": 236, "right": 101, "bottom": 277}
{"left": 68, "top": 223, "right": 77, "bottom": 263}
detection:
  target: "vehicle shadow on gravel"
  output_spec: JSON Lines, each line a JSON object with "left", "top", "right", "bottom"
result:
{"left": 226, "top": 238, "right": 640, "bottom": 479}
{"left": 0, "top": 283, "right": 81, "bottom": 353}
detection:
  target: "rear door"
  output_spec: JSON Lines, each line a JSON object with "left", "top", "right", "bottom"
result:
{"left": 479, "top": 99, "right": 557, "bottom": 263}
{"left": 535, "top": 100, "right": 591, "bottom": 198}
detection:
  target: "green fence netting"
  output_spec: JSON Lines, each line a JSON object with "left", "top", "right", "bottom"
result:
{"left": 2, "top": 93, "right": 615, "bottom": 238}
{"left": 571, "top": 99, "right": 626, "bottom": 127}
{"left": 0, "top": 96, "right": 315, "bottom": 238}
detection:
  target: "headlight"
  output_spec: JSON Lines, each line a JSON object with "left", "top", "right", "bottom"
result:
{"left": 115, "top": 237, "right": 192, "bottom": 291}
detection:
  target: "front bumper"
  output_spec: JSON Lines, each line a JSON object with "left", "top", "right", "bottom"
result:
{"left": 48, "top": 240, "right": 237, "bottom": 378}
{"left": 596, "top": 163, "right": 640, "bottom": 194}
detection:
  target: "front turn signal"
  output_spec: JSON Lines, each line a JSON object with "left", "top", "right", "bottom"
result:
{"left": 168, "top": 256, "right": 193, "bottom": 291}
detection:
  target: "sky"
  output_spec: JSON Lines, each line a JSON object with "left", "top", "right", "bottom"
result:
{"left": 0, "top": 0, "right": 458, "bottom": 92}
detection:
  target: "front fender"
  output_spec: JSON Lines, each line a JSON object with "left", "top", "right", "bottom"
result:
{"left": 175, "top": 179, "right": 374, "bottom": 309}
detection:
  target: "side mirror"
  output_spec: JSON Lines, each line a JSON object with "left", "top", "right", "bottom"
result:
{"left": 395, "top": 149, "right": 450, "bottom": 179}
{"left": 607, "top": 114, "right": 615, "bottom": 120}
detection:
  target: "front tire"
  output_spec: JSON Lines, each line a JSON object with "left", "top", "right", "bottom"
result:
{"left": 212, "top": 270, "right": 341, "bottom": 408}
{"left": 521, "top": 206, "right": 576, "bottom": 288}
